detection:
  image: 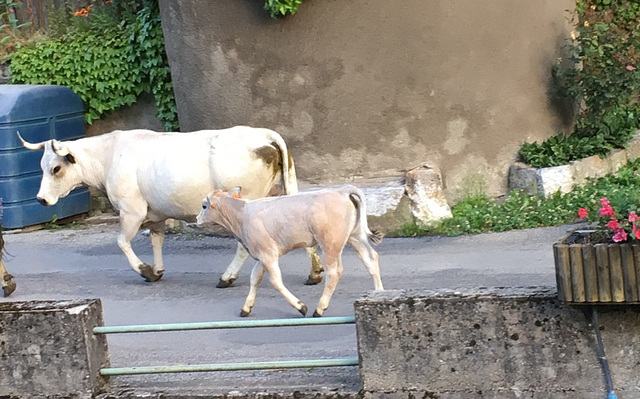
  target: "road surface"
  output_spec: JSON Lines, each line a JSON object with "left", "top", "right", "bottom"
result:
{"left": 1, "top": 221, "right": 575, "bottom": 395}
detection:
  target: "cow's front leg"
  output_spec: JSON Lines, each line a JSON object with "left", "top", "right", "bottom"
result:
{"left": 217, "top": 242, "right": 249, "bottom": 288}
{"left": 304, "top": 247, "right": 324, "bottom": 285}
{"left": 117, "top": 211, "right": 162, "bottom": 282}
{"left": 0, "top": 258, "right": 16, "bottom": 297}
{"left": 148, "top": 221, "right": 166, "bottom": 280}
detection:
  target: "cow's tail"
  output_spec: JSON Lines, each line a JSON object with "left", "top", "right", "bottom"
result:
{"left": 348, "top": 186, "right": 384, "bottom": 246}
{"left": 269, "top": 130, "right": 298, "bottom": 195}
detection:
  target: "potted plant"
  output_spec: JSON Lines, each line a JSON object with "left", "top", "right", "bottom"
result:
{"left": 554, "top": 198, "right": 640, "bottom": 304}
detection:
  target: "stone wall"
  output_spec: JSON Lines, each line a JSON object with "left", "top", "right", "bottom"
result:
{"left": 354, "top": 287, "right": 640, "bottom": 398}
{"left": 158, "top": 0, "right": 575, "bottom": 201}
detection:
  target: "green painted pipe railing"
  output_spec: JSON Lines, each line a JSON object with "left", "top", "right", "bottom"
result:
{"left": 94, "top": 315, "right": 356, "bottom": 334}
{"left": 100, "top": 357, "right": 360, "bottom": 376}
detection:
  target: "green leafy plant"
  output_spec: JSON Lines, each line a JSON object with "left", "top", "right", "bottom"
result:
{"left": 264, "top": 0, "right": 303, "bottom": 18}
{"left": 8, "top": 0, "right": 178, "bottom": 130}
{"left": 405, "top": 158, "right": 640, "bottom": 237}
{"left": 519, "top": 0, "right": 640, "bottom": 168}
{"left": 0, "top": 0, "right": 32, "bottom": 59}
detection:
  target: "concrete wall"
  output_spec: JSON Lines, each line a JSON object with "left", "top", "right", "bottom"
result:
{"left": 86, "top": 92, "right": 165, "bottom": 137}
{"left": 354, "top": 287, "right": 640, "bottom": 399}
{"left": 158, "top": 0, "right": 575, "bottom": 201}
{"left": 0, "top": 299, "right": 109, "bottom": 398}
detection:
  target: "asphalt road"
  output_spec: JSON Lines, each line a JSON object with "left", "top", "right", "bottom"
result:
{"left": 1, "top": 221, "right": 578, "bottom": 395}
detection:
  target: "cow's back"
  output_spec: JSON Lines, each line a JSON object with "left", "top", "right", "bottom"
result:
{"left": 106, "top": 127, "right": 285, "bottom": 223}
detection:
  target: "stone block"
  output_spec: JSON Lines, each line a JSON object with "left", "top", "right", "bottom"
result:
{"left": 404, "top": 166, "right": 452, "bottom": 228}
{"left": 354, "top": 287, "right": 640, "bottom": 399}
{"left": 508, "top": 162, "right": 539, "bottom": 195}
{"left": 537, "top": 165, "right": 573, "bottom": 196}
{"left": 608, "top": 149, "right": 628, "bottom": 173}
{"left": 0, "top": 299, "right": 110, "bottom": 398}
{"left": 570, "top": 154, "right": 610, "bottom": 186}
{"left": 625, "top": 130, "right": 640, "bottom": 160}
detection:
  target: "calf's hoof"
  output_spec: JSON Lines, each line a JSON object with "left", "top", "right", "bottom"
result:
{"left": 298, "top": 304, "right": 308, "bottom": 317}
{"left": 240, "top": 308, "right": 251, "bottom": 317}
{"left": 139, "top": 264, "right": 163, "bottom": 282}
{"left": 2, "top": 280, "right": 16, "bottom": 297}
{"left": 313, "top": 310, "right": 323, "bottom": 317}
{"left": 304, "top": 275, "right": 323, "bottom": 286}
{"left": 217, "top": 277, "right": 236, "bottom": 288}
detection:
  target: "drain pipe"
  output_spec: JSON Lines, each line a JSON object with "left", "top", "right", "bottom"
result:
{"left": 591, "top": 307, "right": 618, "bottom": 399}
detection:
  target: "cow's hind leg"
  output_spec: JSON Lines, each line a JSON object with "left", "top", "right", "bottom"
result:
{"left": 217, "top": 242, "right": 250, "bottom": 288}
{"left": 304, "top": 247, "right": 324, "bottom": 285}
{"left": 240, "top": 260, "right": 265, "bottom": 317}
{"left": 118, "top": 210, "right": 162, "bottom": 282}
{"left": 148, "top": 221, "right": 166, "bottom": 280}
{"left": 0, "top": 258, "right": 16, "bottom": 297}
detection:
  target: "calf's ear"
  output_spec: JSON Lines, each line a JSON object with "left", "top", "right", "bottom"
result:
{"left": 230, "top": 186, "right": 243, "bottom": 199}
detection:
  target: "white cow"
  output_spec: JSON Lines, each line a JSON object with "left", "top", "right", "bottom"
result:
{"left": 196, "top": 185, "right": 384, "bottom": 317}
{"left": 19, "top": 127, "right": 323, "bottom": 286}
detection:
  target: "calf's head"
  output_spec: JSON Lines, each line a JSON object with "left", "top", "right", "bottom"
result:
{"left": 196, "top": 187, "right": 243, "bottom": 227}
{"left": 19, "top": 133, "right": 80, "bottom": 207}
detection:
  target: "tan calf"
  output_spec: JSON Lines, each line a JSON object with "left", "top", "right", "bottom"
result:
{"left": 197, "top": 185, "right": 384, "bottom": 317}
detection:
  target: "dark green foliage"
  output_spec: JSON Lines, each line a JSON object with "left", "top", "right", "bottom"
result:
{"left": 519, "top": 0, "right": 640, "bottom": 168}
{"left": 264, "top": 0, "right": 303, "bottom": 18}
{"left": 8, "top": 0, "right": 178, "bottom": 130}
{"left": 407, "top": 158, "right": 640, "bottom": 237}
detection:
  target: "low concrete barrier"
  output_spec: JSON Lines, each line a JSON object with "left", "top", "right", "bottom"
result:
{"left": 0, "top": 299, "right": 109, "bottom": 398}
{"left": 354, "top": 287, "right": 640, "bottom": 399}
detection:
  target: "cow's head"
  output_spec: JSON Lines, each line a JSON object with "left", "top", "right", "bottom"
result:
{"left": 196, "top": 187, "right": 242, "bottom": 227}
{"left": 18, "top": 132, "right": 81, "bottom": 207}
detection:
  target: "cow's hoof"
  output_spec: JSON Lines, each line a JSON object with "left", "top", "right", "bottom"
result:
{"left": 240, "top": 309, "right": 251, "bottom": 317}
{"left": 299, "top": 304, "right": 308, "bottom": 317}
{"left": 217, "top": 277, "right": 236, "bottom": 288}
{"left": 313, "top": 310, "right": 322, "bottom": 317}
{"left": 139, "top": 264, "right": 163, "bottom": 282}
{"left": 3, "top": 280, "right": 16, "bottom": 297}
{"left": 304, "top": 275, "right": 323, "bottom": 286}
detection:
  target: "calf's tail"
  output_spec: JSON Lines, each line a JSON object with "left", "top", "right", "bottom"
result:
{"left": 348, "top": 187, "right": 384, "bottom": 246}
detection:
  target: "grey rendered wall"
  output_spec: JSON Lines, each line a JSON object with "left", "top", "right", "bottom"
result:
{"left": 354, "top": 287, "right": 640, "bottom": 398}
{"left": 158, "top": 0, "right": 574, "bottom": 201}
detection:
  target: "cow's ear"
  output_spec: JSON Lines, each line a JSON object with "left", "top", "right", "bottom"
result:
{"left": 230, "top": 186, "right": 242, "bottom": 199}
{"left": 65, "top": 153, "right": 76, "bottom": 164}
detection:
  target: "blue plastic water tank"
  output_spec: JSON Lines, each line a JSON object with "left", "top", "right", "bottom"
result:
{"left": 0, "top": 85, "right": 90, "bottom": 229}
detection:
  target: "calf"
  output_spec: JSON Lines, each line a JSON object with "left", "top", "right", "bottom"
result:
{"left": 196, "top": 185, "right": 384, "bottom": 317}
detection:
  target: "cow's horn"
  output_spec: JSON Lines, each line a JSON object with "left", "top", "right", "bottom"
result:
{"left": 52, "top": 140, "right": 70, "bottom": 157}
{"left": 17, "top": 131, "right": 45, "bottom": 151}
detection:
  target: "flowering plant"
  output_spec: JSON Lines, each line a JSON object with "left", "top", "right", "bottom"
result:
{"left": 578, "top": 198, "right": 640, "bottom": 243}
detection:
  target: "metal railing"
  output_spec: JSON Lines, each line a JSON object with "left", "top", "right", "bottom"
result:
{"left": 94, "top": 315, "right": 359, "bottom": 376}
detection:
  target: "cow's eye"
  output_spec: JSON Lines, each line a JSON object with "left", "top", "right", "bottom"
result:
{"left": 52, "top": 166, "right": 61, "bottom": 175}
{"left": 202, "top": 204, "right": 207, "bottom": 210}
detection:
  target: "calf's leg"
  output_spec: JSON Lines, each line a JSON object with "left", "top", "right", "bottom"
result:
{"left": 218, "top": 243, "right": 250, "bottom": 288}
{"left": 313, "top": 252, "right": 343, "bottom": 317}
{"left": 262, "top": 257, "right": 308, "bottom": 316}
{"left": 349, "top": 235, "right": 384, "bottom": 291}
{"left": 240, "top": 260, "right": 265, "bottom": 317}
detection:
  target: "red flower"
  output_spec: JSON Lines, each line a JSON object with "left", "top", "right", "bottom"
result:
{"left": 600, "top": 198, "right": 610, "bottom": 207}
{"left": 627, "top": 65, "right": 637, "bottom": 71}
{"left": 607, "top": 220, "right": 620, "bottom": 230}
{"left": 629, "top": 211, "right": 638, "bottom": 223}
{"left": 578, "top": 208, "right": 589, "bottom": 219}
{"left": 613, "top": 228, "right": 628, "bottom": 242}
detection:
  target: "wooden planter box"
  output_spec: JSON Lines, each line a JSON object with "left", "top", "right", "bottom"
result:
{"left": 554, "top": 230, "right": 640, "bottom": 304}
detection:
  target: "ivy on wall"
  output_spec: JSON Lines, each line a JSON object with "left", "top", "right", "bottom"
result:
{"left": 264, "top": 0, "right": 303, "bottom": 18}
{"left": 8, "top": 1, "right": 179, "bottom": 131}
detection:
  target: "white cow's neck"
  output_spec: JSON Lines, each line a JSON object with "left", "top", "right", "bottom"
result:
{"left": 69, "top": 134, "right": 113, "bottom": 191}
{"left": 216, "top": 198, "right": 246, "bottom": 238}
